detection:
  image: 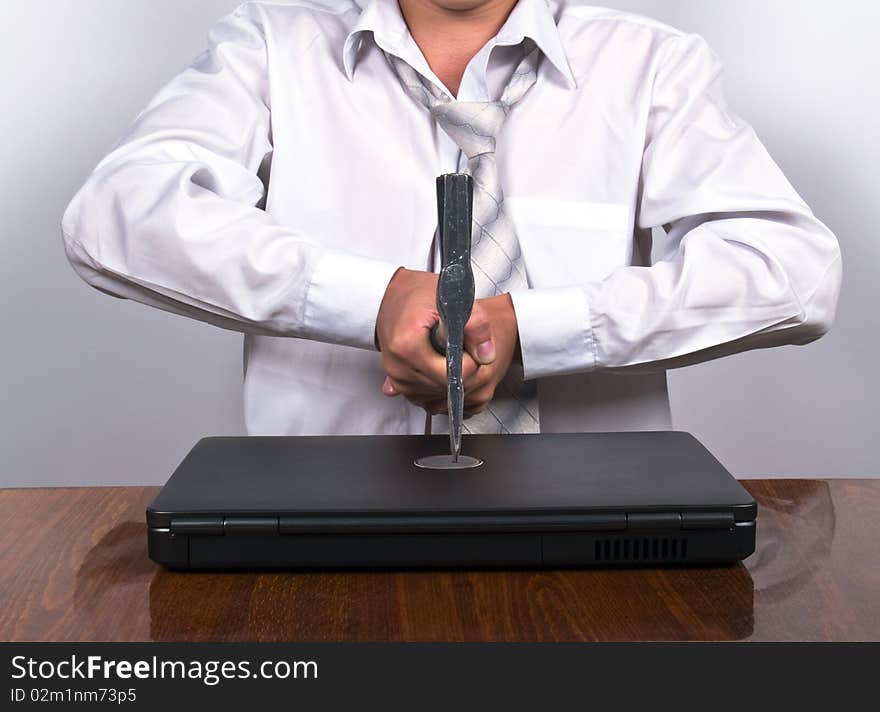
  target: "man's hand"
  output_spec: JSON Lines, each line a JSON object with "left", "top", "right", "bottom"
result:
{"left": 376, "top": 268, "right": 520, "bottom": 416}
{"left": 460, "top": 293, "right": 521, "bottom": 416}
{"left": 375, "top": 268, "right": 466, "bottom": 410}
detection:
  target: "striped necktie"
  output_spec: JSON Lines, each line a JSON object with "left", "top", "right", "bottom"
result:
{"left": 384, "top": 40, "right": 541, "bottom": 433}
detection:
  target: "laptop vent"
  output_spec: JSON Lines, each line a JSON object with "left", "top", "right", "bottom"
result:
{"left": 593, "top": 537, "right": 688, "bottom": 563}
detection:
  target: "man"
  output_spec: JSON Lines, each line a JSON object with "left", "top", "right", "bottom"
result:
{"left": 61, "top": 0, "right": 842, "bottom": 437}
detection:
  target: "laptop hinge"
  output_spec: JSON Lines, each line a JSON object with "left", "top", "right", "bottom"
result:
{"left": 625, "top": 511, "right": 736, "bottom": 531}
{"left": 626, "top": 512, "right": 682, "bottom": 531}
{"left": 278, "top": 513, "right": 627, "bottom": 534}
{"left": 681, "top": 511, "right": 736, "bottom": 530}
{"left": 170, "top": 517, "right": 224, "bottom": 535}
{"left": 170, "top": 516, "right": 280, "bottom": 536}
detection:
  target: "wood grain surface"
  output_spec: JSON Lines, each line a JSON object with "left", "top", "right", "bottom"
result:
{"left": 0, "top": 480, "right": 876, "bottom": 641}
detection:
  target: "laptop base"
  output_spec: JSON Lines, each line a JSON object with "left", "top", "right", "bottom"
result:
{"left": 149, "top": 525, "right": 755, "bottom": 570}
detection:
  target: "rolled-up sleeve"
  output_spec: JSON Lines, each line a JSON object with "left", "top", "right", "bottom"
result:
{"left": 60, "top": 2, "right": 399, "bottom": 350}
{"left": 511, "top": 32, "right": 841, "bottom": 379}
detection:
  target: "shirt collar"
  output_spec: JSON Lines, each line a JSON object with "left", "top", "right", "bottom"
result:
{"left": 342, "top": 0, "right": 577, "bottom": 89}
{"left": 342, "top": 0, "right": 409, "bottom": 81}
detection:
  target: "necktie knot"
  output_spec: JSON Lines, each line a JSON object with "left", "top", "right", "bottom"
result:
{"left": 429, "top": 101, "right": 508, "bottom": 158}
{"left": 384, "top": 39, "right": 540, "bottom": 159}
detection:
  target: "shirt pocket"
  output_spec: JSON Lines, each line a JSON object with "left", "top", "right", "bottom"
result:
{"left": 505, "top": 197, "right": 632, "bottom": 287}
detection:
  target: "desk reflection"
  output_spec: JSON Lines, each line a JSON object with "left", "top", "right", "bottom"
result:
{"left": 748, "top": 480, "right": 835, "bottom": 603}
{"left": 73, "top": 521, "right": 154, "bottom": 640}
{"left": 746, "top": 480, "right": 838, "bottom": 640}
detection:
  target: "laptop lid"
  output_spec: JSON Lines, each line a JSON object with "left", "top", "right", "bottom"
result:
{"left": 147, "top": 432, "right": 755, "bottom": 533}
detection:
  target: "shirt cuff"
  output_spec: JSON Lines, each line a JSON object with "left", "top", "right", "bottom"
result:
{"left": 508, "top": 286, "right": 597, "bottom": 380}
{"left": 303, "top": 250, "right": 401, "bottom": 350}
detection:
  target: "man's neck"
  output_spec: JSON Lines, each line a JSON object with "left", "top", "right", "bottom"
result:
{"left": 397, "top": 0, "right": 519, "bottom": 96}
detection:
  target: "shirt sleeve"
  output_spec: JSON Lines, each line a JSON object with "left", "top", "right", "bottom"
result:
{"left": 510, "top": 32, "right": 842, "bottom": 380}
{"left": 60, "top": 2, "right": 400, "bottom": 350}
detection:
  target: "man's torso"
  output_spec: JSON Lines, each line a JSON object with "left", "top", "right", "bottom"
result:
{"left": 243, "top": 0, "right": 678, "bottom": 435}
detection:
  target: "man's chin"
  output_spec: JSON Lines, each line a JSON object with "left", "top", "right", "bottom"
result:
{"left": 411, "top": 0, "right": 513, "bottom": 15}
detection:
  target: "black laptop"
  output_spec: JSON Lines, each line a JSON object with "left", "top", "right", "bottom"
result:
{"left": 147, "top": 432, "right": 756, "bottom": 569}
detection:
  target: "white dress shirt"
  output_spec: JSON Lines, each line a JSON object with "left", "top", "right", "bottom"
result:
{"left": 61, "top": 0, "right": 842, "bottom": 436}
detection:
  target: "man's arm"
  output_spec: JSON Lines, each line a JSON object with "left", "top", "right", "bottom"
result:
{"left": 61, "top": 3, "right": 399, "bottom": 350}
{"left": 508, "top": 32, "right": 842, "bottom": 380}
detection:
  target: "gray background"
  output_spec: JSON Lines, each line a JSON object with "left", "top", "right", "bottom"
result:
{"left": 1, "top": 0, "right": 876, "bottom": 487}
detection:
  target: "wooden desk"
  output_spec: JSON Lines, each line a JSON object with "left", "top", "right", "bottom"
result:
{"left": 0, "top": 480, "right": 876, "bottom": 641}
